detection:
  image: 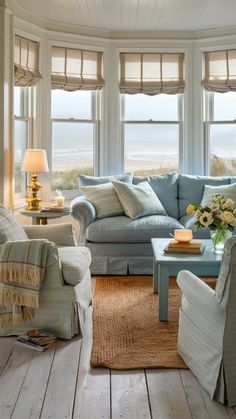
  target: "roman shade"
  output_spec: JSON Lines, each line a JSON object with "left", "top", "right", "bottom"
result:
{"left": 14, "top": 35, "right": 42, "bottom": 86}
{"left": 51, "top": 46, "right": 104, "bottom": 91}
{"left": 120, "top": 52, "right": 185, "bottom": 95}
{"left": 202, "top": 50, "right": 236, "bottom": 92}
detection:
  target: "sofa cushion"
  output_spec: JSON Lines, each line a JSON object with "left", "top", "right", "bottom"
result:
{"left": 80, "top": 183, "right": 124, "bottom": 218}
{"left": 0, "top": 204, "right": 28, "bottom": 244}
{"left": 86, "top": 215, "right": 183, "bottom": 243}
{"left": 148, "top": 172, "right": 178, "bottom": 219}
{"left": 132, "top": 173, "right": 178, "bottom": 219}
{"left": 200, "top": 183, "right": 236, "bottom": 206}
{"left": 178, "top": 174, "right": 230, "bottom": 218}
{"left": 79, "top": 174, "right": 132, "bottom": 189}
{"left": 112, "top": 181, "right": 167, "bottom": 219}
{"left": 58, "top": 246, "right": 91, "bottom": 285}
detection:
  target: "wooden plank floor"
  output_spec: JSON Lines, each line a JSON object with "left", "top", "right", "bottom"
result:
{"left": 0, "top": 303, "right": 236, "bottom": 418}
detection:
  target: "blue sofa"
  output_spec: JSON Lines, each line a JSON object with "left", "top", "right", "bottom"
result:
{"left": 71, "top": 172, "right": 236, "bottom": 274}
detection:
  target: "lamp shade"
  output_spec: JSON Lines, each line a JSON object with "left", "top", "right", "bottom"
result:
{"left": 21, "top": 149, "right": 49, "bottom": 173}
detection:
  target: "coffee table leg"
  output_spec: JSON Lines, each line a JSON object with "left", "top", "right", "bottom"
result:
{"left": 153, "top": 260, "right": 158, "bottom": 293}
{"left": 158, "top": 265, "right": 169, "bottom": 321}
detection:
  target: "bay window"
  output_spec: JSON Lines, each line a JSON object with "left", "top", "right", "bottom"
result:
{"left": 203, "top": 49, "right": 236, "bottom": 176}
{"left": 14, "top": 35, "right": 42, "bottom": 199}
{"left": 120, "top": 52, "right": 184, "bottom": 175}
{"left": 51, "top": 46, "right": 104, "bottom": 196}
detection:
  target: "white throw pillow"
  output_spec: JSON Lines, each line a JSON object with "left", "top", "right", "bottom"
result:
{"left": 80, "top": 183, "right": 124, "bottom": 219}
{"left": 201, "top": 183, "right": 236, "bottom": 207}
{"left": 112, "top": 181, "right": 167, "bottom": 220}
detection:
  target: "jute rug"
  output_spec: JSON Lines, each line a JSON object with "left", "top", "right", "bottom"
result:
{"left": 91, "top": 276, "right": 189, "bottom": 370}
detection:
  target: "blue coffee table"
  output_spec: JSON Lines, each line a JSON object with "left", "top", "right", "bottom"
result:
{"left": 151, "top": 238, "right": 222, "bottom": 321}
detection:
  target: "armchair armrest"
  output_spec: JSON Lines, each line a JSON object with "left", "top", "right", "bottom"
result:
{"left": 177, "top": 270, "right": 215, "bottom": 302}
{"left": 177, "top": 270, "right": 225, "bottom": 340}
{"left": 71, "top": 196, "right": 96, "bottom": 244}
{"left": 23, "top": 223, "right": 77, "bottom": 247}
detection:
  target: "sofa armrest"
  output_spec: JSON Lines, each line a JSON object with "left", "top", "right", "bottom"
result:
{"left": 23, "top": 223, "right": 77, "bottom": 247}
{"left": 71, "top": 197, "right": 96, "bottom": 244}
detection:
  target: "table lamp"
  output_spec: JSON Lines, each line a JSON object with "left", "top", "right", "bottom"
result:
{"left": 21, "top": 149, "right": 49, "bottom": 210}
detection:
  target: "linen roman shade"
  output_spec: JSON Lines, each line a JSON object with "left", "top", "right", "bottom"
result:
{"left": 14, "top": 35, "right": 42, "bottom": 86}
{"left": 51, "top": 46, "right": 104, "bottom": 91}
{"left": 202, "top": 50, "right": 236, "bottom": 92}
{"left": 120, "top": 52, "right": 185, "bottom": 95}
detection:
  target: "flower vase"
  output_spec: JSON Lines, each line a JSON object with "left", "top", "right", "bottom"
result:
{"left": 210, "top": 229, "right": 232, "bottom": 254}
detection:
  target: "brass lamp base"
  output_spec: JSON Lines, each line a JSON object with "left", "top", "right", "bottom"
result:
{"left": 25, "top": 173, "right": 42, "bottom": 211}
{"left": 25, "top": 197, "right": 42, "bottom": 211}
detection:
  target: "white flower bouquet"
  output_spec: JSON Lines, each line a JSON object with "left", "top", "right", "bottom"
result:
{"left": 186, "top": 194, "right": 236, "bottom": 247}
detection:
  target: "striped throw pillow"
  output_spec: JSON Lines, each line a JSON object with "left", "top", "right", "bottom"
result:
{"left": 80, "top": 183, "right": 124, "bottom": 219}
{"left": 112, "top": 181, "right": 167, "bottom": 220}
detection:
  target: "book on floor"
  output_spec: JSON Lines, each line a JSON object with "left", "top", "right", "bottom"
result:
{"left": 16, "top": 329, "right": 57, "bottom": 351}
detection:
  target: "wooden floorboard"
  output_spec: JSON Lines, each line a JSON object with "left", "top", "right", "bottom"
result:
{"left": 0, "top": 306, "right": 234, "bottom": 418}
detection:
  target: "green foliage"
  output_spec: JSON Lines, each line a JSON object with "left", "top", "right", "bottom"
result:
{"left": 50, "top": 155, "right": 236, "bottom": 191}
{"left": 52, "top": 167, "right": 93, "bottom": 191}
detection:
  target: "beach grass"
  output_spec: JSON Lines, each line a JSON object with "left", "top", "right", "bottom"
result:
{"left": 51, "top": 155, "right": 236, "bottom": 191}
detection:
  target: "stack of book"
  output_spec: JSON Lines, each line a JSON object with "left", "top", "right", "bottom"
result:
{"left": 16, "top": 329, "right": 57, "bottom": 351}
{"left": 164, "top": 240, "right": 204, "bottom": 254}
{"left": 41, "top": 206, "right": 70, "bottom": 212}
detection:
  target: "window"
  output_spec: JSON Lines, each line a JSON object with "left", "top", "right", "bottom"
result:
{"left": 13, "top": 35, "right": 42, "bottom": 202}
{"left": 203, "top": 49, "right": 236, "bottom": 176}
{"left": 204, "top": 91, "right": 236, "bottom": 176}
{"left": 14, "top": 86, "right": 34, "bottom": 195}
{"left": 51, "top": 45, "right": 103, "bottom": 196}
{"left": 122, "top": 93, "right": 183, "bottom": 175}
{"left": 51, "top": 89, "right": 99, "bottom": 195}
{"left": 120, "top": 52, "right": 184, "bottom": 176}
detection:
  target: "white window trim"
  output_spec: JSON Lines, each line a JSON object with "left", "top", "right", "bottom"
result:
{"left": 51, "top": 90, "right": 100, "bottom": 198}
{"left": 121, "top": 93, "right": 184, "bottom": 175}
{"left": 13, "top": 86, "right": 34, "bottom": 207}
{"left": 204, "top": 90, "right": 236, "bottom": 175}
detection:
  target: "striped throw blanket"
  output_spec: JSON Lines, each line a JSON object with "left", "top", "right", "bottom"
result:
{"left": 0, "top": 239, "right": 50, "bottom": 326}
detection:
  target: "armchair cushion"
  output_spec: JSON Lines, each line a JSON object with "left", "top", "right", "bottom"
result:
{"left": 0, "top": 204, "right": 28, "bottom": 244}
{"left": 58, "top": 246, "right": 91, "bottom": 285}
{"left": 23, "top": 223, "right": 77, "bottom": 247}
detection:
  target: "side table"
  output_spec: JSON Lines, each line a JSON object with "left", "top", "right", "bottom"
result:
{"left": 20, "top": 208, "right": 71, "bottom": 225}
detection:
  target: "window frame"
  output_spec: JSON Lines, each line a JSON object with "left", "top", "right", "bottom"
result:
{"left": 120, "top": 93, "right": 184, "bottom": 175}
{"left": 14, "top": 86, "right": 34, "bottom": 203}
{"left": 51, "top": 90, "right": 100, "bottom": 198}
{"left": 204, "top": 91, "right": 236, "bottom": 175}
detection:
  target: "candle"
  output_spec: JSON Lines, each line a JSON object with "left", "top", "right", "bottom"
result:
{"left": 55, "top": 195, "right": 65, "bottom": 207}
{"left": 174, "top": 229, "right": 193, "bottom": 243}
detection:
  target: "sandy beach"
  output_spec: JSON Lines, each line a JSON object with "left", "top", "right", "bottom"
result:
{"left": 53, "top": 157, "right": 178, "bottom": 173}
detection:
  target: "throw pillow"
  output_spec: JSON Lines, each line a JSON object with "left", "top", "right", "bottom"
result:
{"left": 201, "top": 183, "right": 236, "bottom": 207}
{"left": 80, "top": 183, "right": 124, "bottom": 219}
{"left": 78, "top": 174, "right": 132, "bottom": 188}
{"left": 112, "top": 181, "right": 167, "bottom": 220}
{"left": 0, "top": 204, "right": 28, "bottom": 244}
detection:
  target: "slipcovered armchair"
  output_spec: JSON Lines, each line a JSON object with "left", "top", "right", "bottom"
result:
{"left": 177, "top": 235, "right": 236, "bottom": 407}
{"left": 0, "top": 204, "right": 92, "bottom": 339}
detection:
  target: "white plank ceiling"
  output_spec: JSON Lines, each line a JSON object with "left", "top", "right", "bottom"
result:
{"left": 14, "top": 0, "right": 236, "bottom": 32}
